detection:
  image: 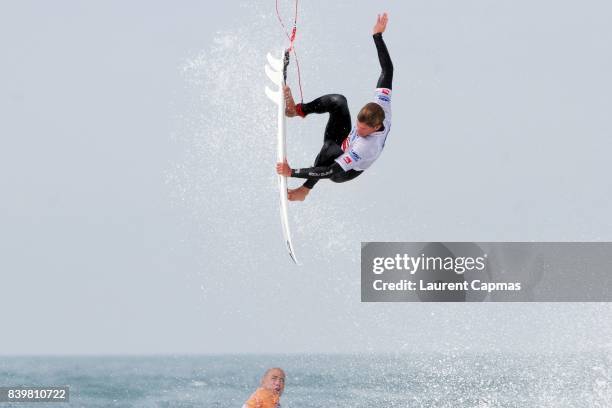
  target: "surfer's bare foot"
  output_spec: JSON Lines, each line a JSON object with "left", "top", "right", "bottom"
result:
{"left": 284, "top": 86, "right": 297, "bottom": 117}
{"left": 288, "top": 186, "right": 310, "bottom": 201}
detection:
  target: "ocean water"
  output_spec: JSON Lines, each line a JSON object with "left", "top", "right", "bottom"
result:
{"left": 0, "top": 353, "right": 610, "bottom": 407}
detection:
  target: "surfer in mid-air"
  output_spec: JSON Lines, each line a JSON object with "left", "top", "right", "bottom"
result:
{"left": 276, "top": 13, "right": 393, "bottom": 202}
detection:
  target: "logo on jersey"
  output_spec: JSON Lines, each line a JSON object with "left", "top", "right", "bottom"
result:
{"left": 343, "top": 156, "right": 352, "bottom": 164}
{"left": 341, "top": 137, "right": 349, "bottom": 151}
{"left": 381, "top": 88, "right": 390, "bottom": 95}
{"left": 349, "top": 150, "right": 361, "bottom": 161}
{"left": 377, "top": 95, "right": 390, "bottom": 102}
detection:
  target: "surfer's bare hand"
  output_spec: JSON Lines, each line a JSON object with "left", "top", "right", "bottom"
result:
{"left": 288, "top": 186, "right": 310, "bottom": 202}
{"left": 284, "top": 86, "right": 297, "bottom": 117}
{"left": 373, "top": 12, "right": 388, "bottom": 34}
{"left": 276, "top": 160, "right": 292, "bottom": 177}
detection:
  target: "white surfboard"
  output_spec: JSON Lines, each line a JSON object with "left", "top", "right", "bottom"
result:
{"left": 265, "top": 49, "right": 299, "bottom": 264}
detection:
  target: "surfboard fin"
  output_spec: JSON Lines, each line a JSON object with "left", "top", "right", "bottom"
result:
{"left": 265, "top": 86, "right": 280, "bottom": 104}
{"left": 265, "top": 64, "right": 282, "bottom": 87}
{"left": 266, "top": 52, "right": 283, "bottom": 72}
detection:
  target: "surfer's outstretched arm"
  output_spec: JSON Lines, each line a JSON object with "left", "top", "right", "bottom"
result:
{"left": 291, "top": 163, "right": 345, "bottom": 180}
{"left": 276, "top": 161, "right": 344, "bottom": 180}
{"left": 276, "top": 160, "right": 348, "bottom": 201}
{"left": 373, "top": 13, "right": 393, "bottom": 89}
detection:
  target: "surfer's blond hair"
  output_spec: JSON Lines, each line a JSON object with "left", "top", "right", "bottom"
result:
{"left": 357, "top": 102, "right": 385, "bottom": 128}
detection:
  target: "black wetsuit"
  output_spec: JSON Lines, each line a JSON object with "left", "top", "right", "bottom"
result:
{"left": 291, "top": 33, "right": 393, "bottom": 189}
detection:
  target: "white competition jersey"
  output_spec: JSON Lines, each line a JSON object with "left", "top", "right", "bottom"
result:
{"left": 335, "top": 88, "right": 392, "bottom": 172}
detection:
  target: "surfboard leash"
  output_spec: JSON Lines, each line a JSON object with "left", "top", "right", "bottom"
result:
{"left": 275, "top": 0, "right": 304, "bottom": 104}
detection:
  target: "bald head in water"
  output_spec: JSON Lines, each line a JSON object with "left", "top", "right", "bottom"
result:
{"left": 260, "top": 367, "right": 285, "bottom": 396}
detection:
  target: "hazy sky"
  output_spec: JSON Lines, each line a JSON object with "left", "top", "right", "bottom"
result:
{"left": 1, "top": 0, "right": 611, "bottom": 355}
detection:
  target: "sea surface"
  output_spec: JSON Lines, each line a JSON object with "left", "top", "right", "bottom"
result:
{"left": 0, "top": 353, "right": 610, "bottom": 407}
